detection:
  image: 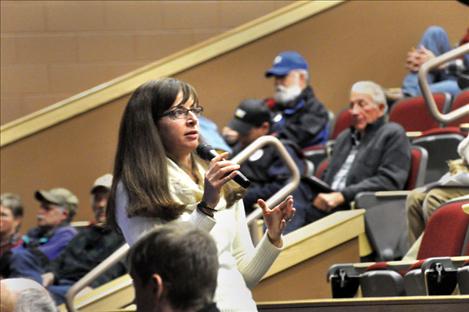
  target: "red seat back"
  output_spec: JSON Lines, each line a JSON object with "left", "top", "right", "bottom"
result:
{"left": 389, "top": 93, "right": 450, "bottom": 132}
{"left": 417, "top": 199, "right": 469, "bottom": 259}
{"left": 405, "top": 146, "right": 428, "bottom": 190}
{"left": 315, "top": 158, "right": 330, "bottom": 179}
{"left": 330, "top": 109, "right": 353, "bottom": 140}
{"left": 447, "top": 91, "right": 469, "bottom": 127}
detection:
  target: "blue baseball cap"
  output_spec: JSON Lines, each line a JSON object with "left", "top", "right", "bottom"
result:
{"left": 265, "top": 51, "right": 309, "bottom": 77}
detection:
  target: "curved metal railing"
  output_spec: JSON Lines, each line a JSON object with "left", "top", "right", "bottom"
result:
{"left": 231, "top": 135, "right": 301, "bottom": 225}
{"left": 64, "top": 244, "right": 129, "bottom": 312}
{"left": 64, "top": 135, "right": 300, "bottom": 311}
{"left": 418, "top": 43, "right": 469, "bottom": 124}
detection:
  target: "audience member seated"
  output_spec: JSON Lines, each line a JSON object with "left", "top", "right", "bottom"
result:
{"left": 313, "top": 81, "right": 411, "bottom": 216}
{"left": 1, "top": 278, "right": 56, "bottom": 312}
{"left": 405, "top": 134, "right": 469, "bottom": 259}
{"left": 0, "top": 193, "right": 24, "bottom": 278}
{"left": 128, "top": 222, "right": 219, "bottom": 312}
{"left": 228, "top": 99, "right": 316, "bottom": 233}
{"left": 223, "top": 51, "right": 329, "bottom": 148}
{"left": 402, "top": 26, "right": 468, "bottom": 98}
{"left": 6, "top": 188, "right": 79, "bottom": 282}
{"left": 39, "top": 174, "right": 126, "bottom": 305}
{"left": 198, "top": 115, "right": 232, "bottom": 153}
{"left": 0, "top": 193, "right": 24, "bottom": 257}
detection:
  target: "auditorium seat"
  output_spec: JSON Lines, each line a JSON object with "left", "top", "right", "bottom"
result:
{"left": 354, "top": 145, "right": 428, "bottom": 261}
{"left": 360, "top": 262, "right": 405, "bottom": 297}
{"left": 329, "top": 108, "right": 353, "bottom": 141}
{"left": 447, "top": 90, "right": 469, "bottom": 128}
{"left": 339, "top": 197, "right": 469, "bottom": 298}
{"left": 314, "top": 158, "right": 330, "bottom": 179}
{"left": 458, "top": 261, "right": 469, "bottom": 295}
{"left": 412, "top": 131, "right": 464, "bottom": 184}
{"left": 404, "top": 257, "right": 459, "bottom": 296}
{"left": 327, "top": 264, "right": 360, "bottom": 298}
{"left": 389, "top": 93, "right": 451, "bottom": 132}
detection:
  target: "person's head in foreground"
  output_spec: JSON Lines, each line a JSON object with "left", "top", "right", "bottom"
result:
{"left": 128, "top": 222, "right": 219, "bottom": 312}
{"left": 0, "top": 278, "right": 56, "bottom": 312}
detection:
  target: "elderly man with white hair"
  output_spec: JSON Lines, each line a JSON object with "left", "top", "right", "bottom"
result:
{"left": 312, "top": 81, "right": 411, "bottom": 216}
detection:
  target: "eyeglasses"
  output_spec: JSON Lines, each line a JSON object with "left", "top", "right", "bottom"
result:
{"left": 161, "top": 106, "right": 204, "bottom": 120}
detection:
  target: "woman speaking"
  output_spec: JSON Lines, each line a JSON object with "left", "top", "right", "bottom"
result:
{"left": 107, "top": 78, "right": 295, "bottom": 311}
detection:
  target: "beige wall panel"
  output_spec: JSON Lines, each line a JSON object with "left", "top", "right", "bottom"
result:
{"left": 1, "top": 64, "right": 49, "bottom": 94}
{"left": 0, "top": 95, "right": 129, "bottom": 233}
{"left": 0, "top": 1, "right": 45, "bottom": 33}
{"left": 44, "top": 1, "right": 105, "bottom": 32}
{"left": 134, "top": 33, "right": 196, "bottom": 61}
{"left": 220, "top": 1, "right": 286, "bottom": 28}
{"left": 48, "top": 63, "right": 124, "bottom": 94}
{"left": 0, "top": 96, "right": 23, "bottom": 125}
{"left": 77, "top": 34, "right": 136, "bottom": 62}
{"left": 0, "top": 36, "right": 16, "bottom": 64}
{"left": 1, "top": 1, "right": 289, "bottom": 124}
{"left": 14, "top": 35, "right": 78, "bottom": 64}
{"left": 179, "top": 0, "right": 468, "bottom": 129}
{"left": 21, "top": 94, "right": 71, "bottom": 116}
{"left": 103, "top": 1, "right": 164, "bottom": 30}
{"left": 161, "top": 1, "right": 220, "bottom": 30}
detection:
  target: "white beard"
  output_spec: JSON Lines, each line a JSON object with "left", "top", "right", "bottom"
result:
{"left": 274, "top": 84, "right": 302, "bottom": 106}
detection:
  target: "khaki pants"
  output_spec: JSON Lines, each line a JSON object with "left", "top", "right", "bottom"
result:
{"left": 406, "top": 187, "right": 468, "bottom": 245}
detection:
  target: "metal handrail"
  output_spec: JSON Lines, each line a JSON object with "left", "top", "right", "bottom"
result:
{"left": 231, "top": 135, "right": 301, "bottom": 225}
{"left": 65, "top": 244, "right": 130, "bottom": 312}
{"left": 64, "top": 135, "right": 300, "bottom": 311}
{"left": 418, "top": 43, "right": 469, "bottom": 124}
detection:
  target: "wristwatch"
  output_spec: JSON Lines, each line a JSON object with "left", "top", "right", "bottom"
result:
{"left": 197, "top": 201, "right": 216, "bottom": 218}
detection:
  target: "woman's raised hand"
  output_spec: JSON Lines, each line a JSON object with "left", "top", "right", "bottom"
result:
{"left": 202, "top": 152, "right": 240, "bottom": 208}
{"left": 258, "top": 195, "right": 295, "bottom": 248}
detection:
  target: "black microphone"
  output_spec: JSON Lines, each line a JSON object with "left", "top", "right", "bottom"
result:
{"left": 196, "top": 144, "right": 251, "bottom": 188}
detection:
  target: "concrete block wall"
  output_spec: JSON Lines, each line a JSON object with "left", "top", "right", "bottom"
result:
{"left": 0, "top": 0, "right": 292, "bottom": 124}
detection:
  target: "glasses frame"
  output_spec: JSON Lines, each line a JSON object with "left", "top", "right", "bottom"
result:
{"left": 161, "top": 106, "right": 204, "bottom": 120}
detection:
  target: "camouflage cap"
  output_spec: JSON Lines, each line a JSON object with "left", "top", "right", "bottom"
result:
{"left": 35, "top": 187, "right": 79, "bottom": 213}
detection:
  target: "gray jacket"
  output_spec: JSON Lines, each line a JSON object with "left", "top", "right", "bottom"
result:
{"left": 323, "top": 117, "right": 411, "bottom": 203}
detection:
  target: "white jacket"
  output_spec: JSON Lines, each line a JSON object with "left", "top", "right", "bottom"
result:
{"left": 116, "top": 157, "right": 281, "bottom": 311}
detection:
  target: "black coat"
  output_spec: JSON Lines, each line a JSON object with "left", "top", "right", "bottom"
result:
{"left": 271, "top": 86, "right": 329, "bottom": 148}
{"left": 323, "top": 117, "right": 412, "bottom": 203}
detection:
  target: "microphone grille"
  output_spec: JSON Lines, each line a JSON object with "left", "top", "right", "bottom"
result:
{"left": 196, "top": 144, "right": 213, "bottom": 160}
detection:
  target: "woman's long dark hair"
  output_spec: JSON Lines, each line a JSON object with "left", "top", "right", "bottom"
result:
{"left": 107, "top": 78, "right": 243, "bottom": 230}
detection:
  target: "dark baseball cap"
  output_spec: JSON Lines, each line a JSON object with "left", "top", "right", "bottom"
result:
{"left": 228, "top": 99, "right": 271, "bottom": 135}
{"left": 265, "top": 51, "right": 309, "bottom": 77}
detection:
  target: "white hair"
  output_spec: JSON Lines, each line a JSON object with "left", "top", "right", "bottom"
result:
{"left": 1, "top": 278, "right": 57, "bottom": 312}
{"left": 351, "top": 81, "right": 387, "bottom": 113}
{"left": 292, "top": 69, "right": 309, "bottom": 81}
{"left": 16, "top": 288, "right": 57, "bottom": 312}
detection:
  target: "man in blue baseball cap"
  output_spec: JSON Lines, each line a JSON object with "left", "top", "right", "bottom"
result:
{"left": 222, "top": 51, "right": 330, "bottom": 149}
{"left": 264, "top": 51, "right": 329, "bottom": 148}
